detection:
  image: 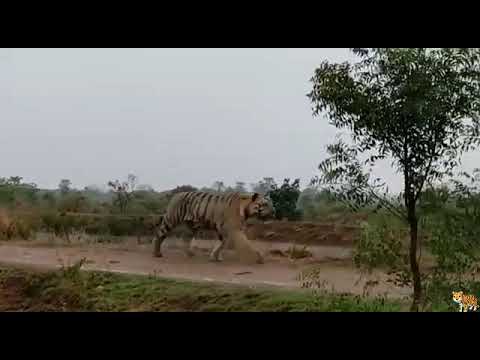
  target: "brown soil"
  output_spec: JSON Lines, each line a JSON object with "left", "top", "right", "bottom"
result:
{"left": 0, "top": 238, "right": 411, "bottom": 299}
{"left": 195, "top": 220, "right": 360, "bottom": 247}
{"left": 0, "top": 217, "right": 411, "bottom": 303}
{"left": 252, "top": 221, "right": 360, "bottom": 246}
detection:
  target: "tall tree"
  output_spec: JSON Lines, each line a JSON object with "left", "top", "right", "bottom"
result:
{"left": 308, "top": 48, "right": 480, "bottom": 311}
{"left": 108, "top": 174, "right": 138, "bottom": 214}
{"left": 58, "top": 179, "right": 72, "bottom": 195}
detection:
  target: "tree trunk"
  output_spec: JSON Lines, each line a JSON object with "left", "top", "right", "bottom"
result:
{"left": 408, "top": 211, "right": 422, "bottom": 312}
{"left": 404, "top": 158, "right": 422, "bottom": 312}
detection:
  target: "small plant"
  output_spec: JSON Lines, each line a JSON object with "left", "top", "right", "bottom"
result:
{"left": 297, "top": 266, "right": 332, "bottom": 295}
{"left": 353, "top": 216, "right": 409, "bottom": 270}
{"left": 0, "top": 211, "right": 38, "bottom": 241}
{"left": 350, "top": 214, "right": 415, "bottom": 292}
{"left": 60, "top": 257, "right": 87, "bottom": 280}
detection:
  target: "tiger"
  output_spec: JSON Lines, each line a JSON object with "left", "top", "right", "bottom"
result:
{"left": 452, "top": 291, "right": 479, "bottom": 312}
{"left": 152, "top": 191, "right": 275, "bottom": 264}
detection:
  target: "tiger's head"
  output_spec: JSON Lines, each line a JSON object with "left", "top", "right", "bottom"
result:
{"left": 452, "top": 291, "right": 463, "bottom": 304}
{"left": 244, "top": 193, "right": 275, "bottom": 220}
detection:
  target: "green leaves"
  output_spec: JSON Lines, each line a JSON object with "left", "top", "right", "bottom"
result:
{"left": 309, "top": 49, "right": 480, "bottom": 309}
{"left": 267, "top": 178, "right": 302, "bottom": 221}
{"left": 310, "top": 48, "right": 480, "bottom": 210}
{"left": 353, "top": 215, "right": 409, "bottom": 273}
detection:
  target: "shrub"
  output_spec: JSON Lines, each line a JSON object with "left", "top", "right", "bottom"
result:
{"left": 353, "top": 214, "right": 409, "bottom": 272}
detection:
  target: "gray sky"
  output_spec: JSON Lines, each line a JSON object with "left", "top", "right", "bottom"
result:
{"left": 1, "top": 48, "right": 478, "bottom": 193}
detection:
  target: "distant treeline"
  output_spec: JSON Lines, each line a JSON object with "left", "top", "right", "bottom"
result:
{"left": 0, "top": 175, "right": 350, "bottom": 222}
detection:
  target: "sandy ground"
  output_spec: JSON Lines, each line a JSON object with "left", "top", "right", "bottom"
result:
{"left": 0, "top": 238, "right": 412, "bottom": 299}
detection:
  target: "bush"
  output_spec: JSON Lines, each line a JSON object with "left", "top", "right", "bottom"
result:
{"left": 58, "top": 193, "right": 91, "bottom": 213}
{"left": 37, "top": 212, "right": 160, "bottom": 240}
{"left": 268, "top": 178, "right": 302, "bottom": 221}
{"left": 353, "top": 214, "right": 409, "bottom": 271}
{"left": 0, "top": 210, "right": 40, "bottom": 241}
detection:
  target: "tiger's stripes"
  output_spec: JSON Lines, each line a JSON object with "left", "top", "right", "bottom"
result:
{"left": 152, "top": 191, "right": 274, "bottom": 263}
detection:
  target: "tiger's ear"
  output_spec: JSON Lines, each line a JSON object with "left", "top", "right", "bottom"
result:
{"left": 252, "top": 193, "right": 259, "bottom": 202}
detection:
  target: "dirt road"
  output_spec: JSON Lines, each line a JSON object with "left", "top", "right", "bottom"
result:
{"left": 0, "top": 239, "right": 411, "bottom": 299}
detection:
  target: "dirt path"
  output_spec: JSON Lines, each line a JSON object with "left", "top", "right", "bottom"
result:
{"left": 0, "top": 239, "right": 412, "bottom": 299}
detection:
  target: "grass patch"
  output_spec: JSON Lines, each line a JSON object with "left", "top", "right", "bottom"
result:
{"left": 0, "top": 262, "right": 406, "bottom": 312}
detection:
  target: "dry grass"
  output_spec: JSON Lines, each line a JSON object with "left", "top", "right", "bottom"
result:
{"left": 0, "top": 209, "right": 35, "bottom": 241}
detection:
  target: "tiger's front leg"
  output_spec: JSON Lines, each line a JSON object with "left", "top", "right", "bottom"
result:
{"left": 209, "top": 233, "right": 226, "bottom": 262}
{"left": 229, "top": 229, "right": 264, "bottom": 264}
{"left": 183, "top": 236, "right": 196, "bottom": 258}
{"left": 153, "top": 230, "right": 166, "bottom": 258}
{"left": 152, "top": 219, "right": 172, "bottom": 258}
{"left": 183, "top": 222, "right": 200, "bottom": 258}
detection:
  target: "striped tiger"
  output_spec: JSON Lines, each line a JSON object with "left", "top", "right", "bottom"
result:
{"left": 152, "top": 191, "right": 275, "bottom": 263}
{"left": 452, "top": 291, "right": 478, "bottom": 312}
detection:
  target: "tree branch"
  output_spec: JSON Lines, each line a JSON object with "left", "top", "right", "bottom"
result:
{"left": 368, "top": 188, "right": 408, "bottom": 220}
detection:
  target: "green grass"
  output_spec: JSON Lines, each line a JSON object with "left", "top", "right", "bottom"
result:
{"left": 0, "top": 263, "right": 406, "bottom": 312}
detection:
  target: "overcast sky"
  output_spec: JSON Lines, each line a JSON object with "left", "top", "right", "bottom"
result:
{"left": 1, "top": 48, "right": 478, "bottom": 193}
